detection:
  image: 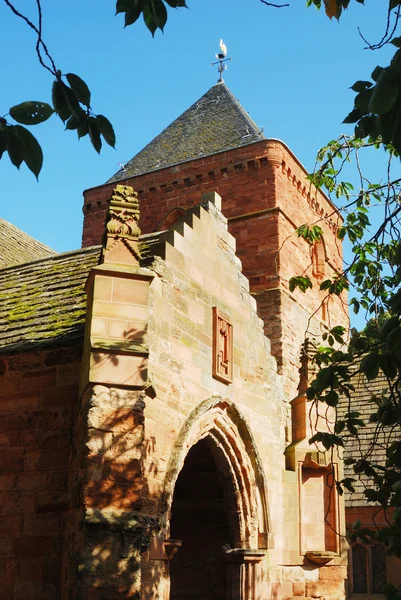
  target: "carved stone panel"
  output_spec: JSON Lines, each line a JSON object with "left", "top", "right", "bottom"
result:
{"left": 212, "top": 307, "right": 233, "bottom": 384}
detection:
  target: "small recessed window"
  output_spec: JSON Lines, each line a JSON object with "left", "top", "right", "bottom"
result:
{"left": 351, "top": 543, "right": 387, "bottom": 595}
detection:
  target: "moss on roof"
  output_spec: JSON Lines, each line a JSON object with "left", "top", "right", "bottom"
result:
{"left": 0, "top": 246, "right": 101, "bottom": 354}
{"left": 0, "top": 219, "right": 56, "bottom": 269}
{"left": 108, "top": 82, "right": 265, "bottom": 182}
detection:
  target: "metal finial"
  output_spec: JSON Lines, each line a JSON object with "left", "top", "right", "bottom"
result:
{"left": 211, "top": 39, "right": 231, "bottom": 83}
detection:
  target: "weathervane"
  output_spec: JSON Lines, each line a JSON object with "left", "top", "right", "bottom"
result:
{"left": 212, "top": 39, "right": 231, "bottom": 83}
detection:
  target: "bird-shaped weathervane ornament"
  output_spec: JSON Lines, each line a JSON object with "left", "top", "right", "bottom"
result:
{"left": 212, "top": 39, "right": 231, "bottom": 83}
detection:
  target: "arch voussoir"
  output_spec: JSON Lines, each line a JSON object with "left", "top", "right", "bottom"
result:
{"left": 160, "top": 396, "right": 270, "bottom": 549}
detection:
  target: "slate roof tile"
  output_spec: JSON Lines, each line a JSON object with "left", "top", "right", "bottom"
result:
{"left": 108, "top": 82, "right": 265, "bottom": 182}
{"left": 340, "top": 370, "right": 394, "bottom": 507}
{"left": 0, "top": 246, "right": 101, "bottom": 354}
{"left": 0, "top": 219, "right": 56, "bottom": 269}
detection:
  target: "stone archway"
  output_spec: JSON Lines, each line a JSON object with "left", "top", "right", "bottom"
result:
{"left": 169, "top": 437, "right": 233, "bottom": 600}
{"left": 159, "top": 396, "right": 271, "bottom": 600}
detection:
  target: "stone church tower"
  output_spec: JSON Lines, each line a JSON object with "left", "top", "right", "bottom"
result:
{"left": 0, "top": 80, "right": 349, "bottom": 599}
{"left": 83, "top": 81, "right": 346, "bottom": 401}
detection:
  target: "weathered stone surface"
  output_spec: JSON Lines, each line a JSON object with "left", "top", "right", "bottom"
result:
{"left": 306, "top": 581, "right": 345, "bottom": 598}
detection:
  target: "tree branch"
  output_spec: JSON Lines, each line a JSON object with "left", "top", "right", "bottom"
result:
{"left": 259, "top": 0, "right": 289, "bottom": 7}
{"left": 3, "top": 0, "right": 57, "bottom": 74}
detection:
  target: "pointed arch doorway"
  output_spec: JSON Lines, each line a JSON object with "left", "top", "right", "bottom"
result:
{"left": 160, "top": 398, "right": 271, "bottom": 600}
{"left": 169, "top": 437, "right": 235, "bottom": 600}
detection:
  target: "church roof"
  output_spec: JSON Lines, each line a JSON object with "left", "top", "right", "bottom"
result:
{"left": 108, "top": 81, "right": 265, "bottom": 182}
{"left": 0, "top": 246, "right": 101, "bottom": 354}
{"left": 340, "top": 370, "right": 393, "bottom": 507}
{"left": 0, "top": 219, "right": 56, "bottom": 269}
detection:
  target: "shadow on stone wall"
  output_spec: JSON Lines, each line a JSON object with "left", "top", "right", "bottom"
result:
{"left": 66, "top": 381, "right": 163, "bottom": 600}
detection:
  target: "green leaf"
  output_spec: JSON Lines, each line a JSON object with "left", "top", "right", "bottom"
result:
{"left": 164, "top": 0, "right": 187, "bottom": 6}
{"left": 0, "top": 131, "right": 6, "bottom": 160}
{"left": 116, "top": 0, "right": 136, "bottom": 14}
{"left": 371, "top": 66, "right": 383, "bottom": 82}
{"left": 66, "top": 73, "right": 91, "bottom": 108}
{"left": 5, "top": 125, "right": 24, "bottom": 169}
{"left": 354, "top": 88, "right": 373, "bottom": 115}
{"left": 289, "top": 276, "right": 313, "bottom": 293}
{"left": 391, "top": 37, "right": 401, "bottom": 48}
{"left": 152, "top": 0, "right": 168, "bottom": 29}
{"left": 52, "top": 79, "right": 71, "bottom": 122}
{"left": 125, "top": 5, "right": 142, "bottom": 25}
{"left": 77, "top": 122, "right": 89, "bottom": 139}
{"left": 360, "top": 353, "right": 380, "bottom": 381}
{"left": 335, "top": 421, "right": 345, "bottom": 434}
{"left": 350, "top": 81, "right": 372, "bottom": 93}
{"left": 88, "top": 119, "right": 102, "bottom": 153}
{"left": 65, "top": 115, "right": 82, "bottom": 131}
{"left": 379, "top": 105, "right": 398, "bottom": 144}
{"left": 96, "top": 115, "right": 116, "bottom": 147}
{"left": 14, "top": 125, "right": 43, "bottom": 178}
{"left": 343, "top": 108, "right": 362, "bottom": 124}
{"left": 369, "top": 66, "right": 401, "bottom": 115}
{"left": 143, "top": 0, "right": 167, "bottom": 34}
{"left": 386, "top": 326, "right": 401, "bottom": 353}
{"left": 60, "top": 81, "right": 82, "bottom": 119}
{"left": 9, "top": 101, "right": 54, "bottom": 125}
{"left": 325, "top": 390, "right": 339, "bottom": 407}
{"left": 391, "top": 104, "right": 401, "bottom": 155}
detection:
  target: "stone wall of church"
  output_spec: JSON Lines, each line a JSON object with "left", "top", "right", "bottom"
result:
{"left": 0, "top": 345, "right": 81, "bottom": 600}
{"left": 82, "top": 139, "right": 346, "bottom": 402}
{"left": 138, "top": 199, "right": 347, "bottom": 599}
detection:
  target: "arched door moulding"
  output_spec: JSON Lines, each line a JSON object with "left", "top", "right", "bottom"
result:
{"left": 159, "top": 395, "right": 273, "bottom": 551}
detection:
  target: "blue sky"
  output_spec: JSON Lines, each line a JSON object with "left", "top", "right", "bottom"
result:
{"left": 0, "top": 0, "right": 398, "bottom": 264}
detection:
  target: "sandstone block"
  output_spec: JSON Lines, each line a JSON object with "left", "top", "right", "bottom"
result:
{"left": 282, "top": 566, "right": 319, "bottom": 582}
{"left": 13, "top": 536, "right": 53, "bottom": 558}
{"left": 24, "top": 514, "right": 61, "bottom": 536}
{"left": 306, "top": 580, "right": 345, "bottom": 598}
{"left": 0, "top": 451, "right": 24, "bottom": 472}
{"left": 293, "top": 582, "right": 306, "bottom": 596}
{"left": 0, "top": 515, "right": 22, "bottom": 534}
{"left": 318, "top": 566, "right": 347, "bottom": 581}
{"left": 56, "top": 364, "right": 80, "bottom": 387}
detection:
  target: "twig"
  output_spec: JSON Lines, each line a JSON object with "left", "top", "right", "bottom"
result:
{"left": 260, "top": 0, "right": 289, "bottom": 7}
{"left": 358, "top": 2, "right": 401, "bottom": 50}
{"left": 3, "top": 0, "right": 57, "bottom": 74}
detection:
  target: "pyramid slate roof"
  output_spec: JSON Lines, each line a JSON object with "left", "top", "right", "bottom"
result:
{"left": 108, "top": 81, "right": 265, "bottom": 182}
{"left": 0, "top": 219, "right": 56, "bottom": 269}
{"left": 0, "top": 246, "right": 101, "bottom": 354}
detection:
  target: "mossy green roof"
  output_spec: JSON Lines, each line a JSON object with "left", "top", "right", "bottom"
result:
{"left": 0, "top": 219, "right": 56, "bottom": 269}
{"left": 0, "top": 246, "right": 101, "bottom": 354}
{"left": 108, "top": 82, "right": 265, "bottom": 182}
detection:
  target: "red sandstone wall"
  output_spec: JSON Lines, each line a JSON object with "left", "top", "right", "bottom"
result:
{"left": 0, "top": 346, "right": 81, "bottom": 600}
{"left": 82, "top": 141, "right": 276, "bottom": 248}
{"left": 82, "top": 140, "right": 346, "bottom": 400}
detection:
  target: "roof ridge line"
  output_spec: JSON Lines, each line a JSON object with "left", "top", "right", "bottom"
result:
{"left": 108, "top": 82, "right": 266, "bottom": 183}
